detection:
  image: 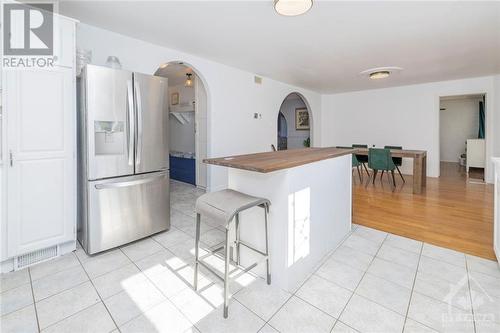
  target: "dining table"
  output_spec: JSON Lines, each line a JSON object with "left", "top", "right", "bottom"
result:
{"left": 354, "top": 148, "right": 427, "bottom": 194}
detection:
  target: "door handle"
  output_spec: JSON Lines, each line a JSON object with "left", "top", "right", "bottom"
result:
{"left": 135, "top": 80, "right": 143, "bottom": 166}
{"left": 9, "top": 150, "right": 13, "bottom": 167}
{"left": 94, "top": 173, "right": 165, "bottom": 189}
{"left": 126, "top": 80, "right": 135, "bottom": 166}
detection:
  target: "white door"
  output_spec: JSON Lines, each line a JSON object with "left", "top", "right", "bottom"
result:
{"left": 6, "top": 67, "right": 76, "bottom": 257}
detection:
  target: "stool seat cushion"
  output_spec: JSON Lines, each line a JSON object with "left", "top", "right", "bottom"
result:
{"left": 196, "top": 189, "right": 270, "bottom": 227}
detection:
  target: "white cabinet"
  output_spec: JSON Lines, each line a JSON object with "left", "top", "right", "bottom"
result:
{"left": 53, "top": 15, "right": 76, "bottom": 68}
{"left": 5, "top": 67, "right": 76, "bottom": 257}
{"left": 466, "top": 139, "right": 485, "bottom": 173}
{"left": 1, "top": 14, "right": 76, "bottom": 268}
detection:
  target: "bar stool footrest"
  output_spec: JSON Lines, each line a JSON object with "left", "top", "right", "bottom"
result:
{"left": 197, "top": 258, "right": 262, "bottom": 282}
{"left": 238, "top": 240, "right": 268, "bottom": 257}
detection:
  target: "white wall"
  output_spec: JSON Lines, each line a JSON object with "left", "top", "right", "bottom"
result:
{"left": 279, "top": 97, "right": 310, "bottom": 149}
{"left": 76, "top": 24, "right": 322, "bottom": 191}
{"left": 195, "top": 77, "right": 208, "bottom": 188}
{"left": 168, "top": 84, "right": 195, "bottom": 154}
{"left": 439, "top": 97, "right": 481, "bottom": 163}
{"left": 321, "top": 76, "right": 500, "bottom": 183}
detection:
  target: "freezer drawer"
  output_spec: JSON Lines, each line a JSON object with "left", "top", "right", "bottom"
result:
{"left": 84, "top": 171, "right": 170, "bottom": 254}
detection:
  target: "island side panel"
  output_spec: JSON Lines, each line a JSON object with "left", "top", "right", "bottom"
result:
{"left": 227, "top": 154, "right": 352, "bottom": 292}
{"left": 228, "top": 168, "right": 289, "bottom": 289}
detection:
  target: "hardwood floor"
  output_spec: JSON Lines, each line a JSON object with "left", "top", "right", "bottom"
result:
{"left": 353, "top": 162, "right": 495, "bottom": 259}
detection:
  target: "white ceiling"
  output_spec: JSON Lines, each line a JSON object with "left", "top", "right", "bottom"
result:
{"left": 59, "top": 1, "right": 500, "bottom": 93}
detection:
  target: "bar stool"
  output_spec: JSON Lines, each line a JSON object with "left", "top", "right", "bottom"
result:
{"left": 193, "top": 189, "right": 271, "bottom": 318}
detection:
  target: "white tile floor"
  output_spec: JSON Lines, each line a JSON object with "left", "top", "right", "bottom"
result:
{"left": 1, "top": 180, "right": 499, "bottom": 333}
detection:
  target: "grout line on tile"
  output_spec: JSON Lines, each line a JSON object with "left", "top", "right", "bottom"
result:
{"left": 264, "top": 321, "right": 282, "bottom": 333}
{"left": 263, "top": 228, "right": 362, "bottom": 332}
{"left": 465, "top": 256, "right": 477, "bottom": 333}
{"left": 401, "top": 237, "right": 423, "bottom": 332}
{"left": 34, "top": 279, "right": 91, "bottom": 306}
{"left": 419, "top": 253, "right": 467, "bottom": 269}
{"left": 39, "top": 301, "right": 110, "bottom": 332}
{"left": 333, "top": 232, "right": 388, "bottom": 328}
{"left": 28, "top": 268, "right": 41, "bottom": 333}
{"left": 30, "top": 278, "right": 101, "bottom": 330}
{"left": 118, "top": 247, "right": 199, "bottom": 331}
{"left": 331, "top": 320, "right": 360, "bottom": 333}
{"left": 360, "top": 256, "right": 418, "bottom": 290}
{"left": 75, "top": 248, "right": 121, "bottom": 333}
{"left": 293, "top": 292, "right": 340, "bottom": 319}
{"left": 30, "top": 267, "right": 92, "bottom": 303}
{"left": 29, "top": 252, "right": 81, "bottom": 282}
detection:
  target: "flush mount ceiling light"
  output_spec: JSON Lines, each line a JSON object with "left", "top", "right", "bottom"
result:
{"left": 360, "top": 66, "right": 403, "bottom": 80}
{"left": 369, "top": 71, "right": 390, "bottom": 79}
{"left": 274, "top": 0, "right": 313, "bottom": 16}
{"left": 185, "top": 73, "right": 193, "bottom": 87}
{"left": 159, "top": 63, "right": 168, "bottom": 69}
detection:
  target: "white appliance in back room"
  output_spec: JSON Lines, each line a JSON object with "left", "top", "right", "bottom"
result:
{"left": 77, "top": 64, "right": 170, "bottom": 255}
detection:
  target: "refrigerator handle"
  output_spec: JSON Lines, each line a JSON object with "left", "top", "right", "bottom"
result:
{"left": 126, "top": 80, "right": 135, "bottom": 166}
{"left": 94, "top": 173, "right": 165, "bottom": 189}
{"left": 135, "top": 80, "right": 143, "bottom": 166}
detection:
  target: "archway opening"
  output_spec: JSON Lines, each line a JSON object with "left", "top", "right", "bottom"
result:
{"left": 277, "top": 93, "right": 311, "bottom": 150}
{"left": 154, "top": 61, "right": 208, "bottom": 189}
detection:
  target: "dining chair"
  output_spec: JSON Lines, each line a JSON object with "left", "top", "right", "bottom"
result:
{"left": 367, "top": 148, "right": 396, "bottom": 190}
{"left": 352, "top": 144, "right": 370, "bottom": 176}
{"left": 383, "top": 145, "right": 405, "bottom": 183}
{"left": 336, "top": 146, "right": 362, "bottom": 182}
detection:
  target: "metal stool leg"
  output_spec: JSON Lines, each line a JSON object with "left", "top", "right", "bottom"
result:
{"left": 223, "top": 228, "right": 231, "bottom": 318}
{"left": 264, "top": 204, "right": 271, "bottom": 285}
{"left": 194, "top": 213, "right": 201, "bottom": 291}
{"left": 235, "top": 213, "right": 241, "bottom": 265}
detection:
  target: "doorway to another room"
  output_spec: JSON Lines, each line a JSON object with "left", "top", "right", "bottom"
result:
{"left": 277, "top": 93, "right": 311, "bottom": 150}
{"left": 155, "top": 62, "right": 208, "bottom": 189}
{"left": 439, "top": 94, "right": 486, "bottom": 183}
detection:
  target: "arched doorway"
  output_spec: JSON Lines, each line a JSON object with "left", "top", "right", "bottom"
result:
{"left": 154, "top": 61, "right": 209, "bottom": 189}
{"left": 277, "top": 93, "right": 311, "bottom": 150}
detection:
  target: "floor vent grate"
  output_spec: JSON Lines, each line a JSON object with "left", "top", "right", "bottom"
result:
{"left": 16, "top": 246, "right": 58, "bottom": 269}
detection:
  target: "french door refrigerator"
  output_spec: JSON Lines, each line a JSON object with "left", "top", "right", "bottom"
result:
{"left": 77, "top": 64, "right": 169, "bottom": 255}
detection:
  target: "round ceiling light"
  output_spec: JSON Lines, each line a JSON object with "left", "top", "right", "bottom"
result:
{"left": 360, "top": 66, "right": 403, "bottom": 80}
{"left": 369, "top": 71, "right": 390, "bottom": 80}
{"left": 274, "top": 0, "right": 313, "bottom": 16}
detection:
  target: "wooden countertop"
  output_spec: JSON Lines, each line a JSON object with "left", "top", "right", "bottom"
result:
{"left": 203, "top": 147, "right": 355, "bottom": 173}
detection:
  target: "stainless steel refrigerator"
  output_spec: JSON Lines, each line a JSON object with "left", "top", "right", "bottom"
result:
{"left": 77, "top": 64, "right": 169, "bottom": 255}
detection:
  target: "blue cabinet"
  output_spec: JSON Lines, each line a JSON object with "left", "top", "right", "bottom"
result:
{"left": 169, "top": 156, "right": 196, "bottom": 185}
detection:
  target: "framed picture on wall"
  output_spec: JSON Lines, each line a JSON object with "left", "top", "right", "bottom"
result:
{"left": 171, "top": 92, "right": 179, "bottom": 105}
{"left": 295, "top": 108, "right": 310, "bottom": 130}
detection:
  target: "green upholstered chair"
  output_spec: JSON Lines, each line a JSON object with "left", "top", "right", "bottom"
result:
{"left": 384, "top": 145, "right": 405, "bottom": 183}
{"left": 336, "top": 146, "right": 362, "bottom": 182}
{"left": 352, "top": 144, "right": 370, "bottom": 176}
{"left": 367, "top": 148, "right": 396, "bottom": 190}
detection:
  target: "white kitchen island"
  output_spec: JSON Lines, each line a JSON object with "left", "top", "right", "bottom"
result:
{"left": 204, "top": 147, "right": 354, "bottom": 292}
